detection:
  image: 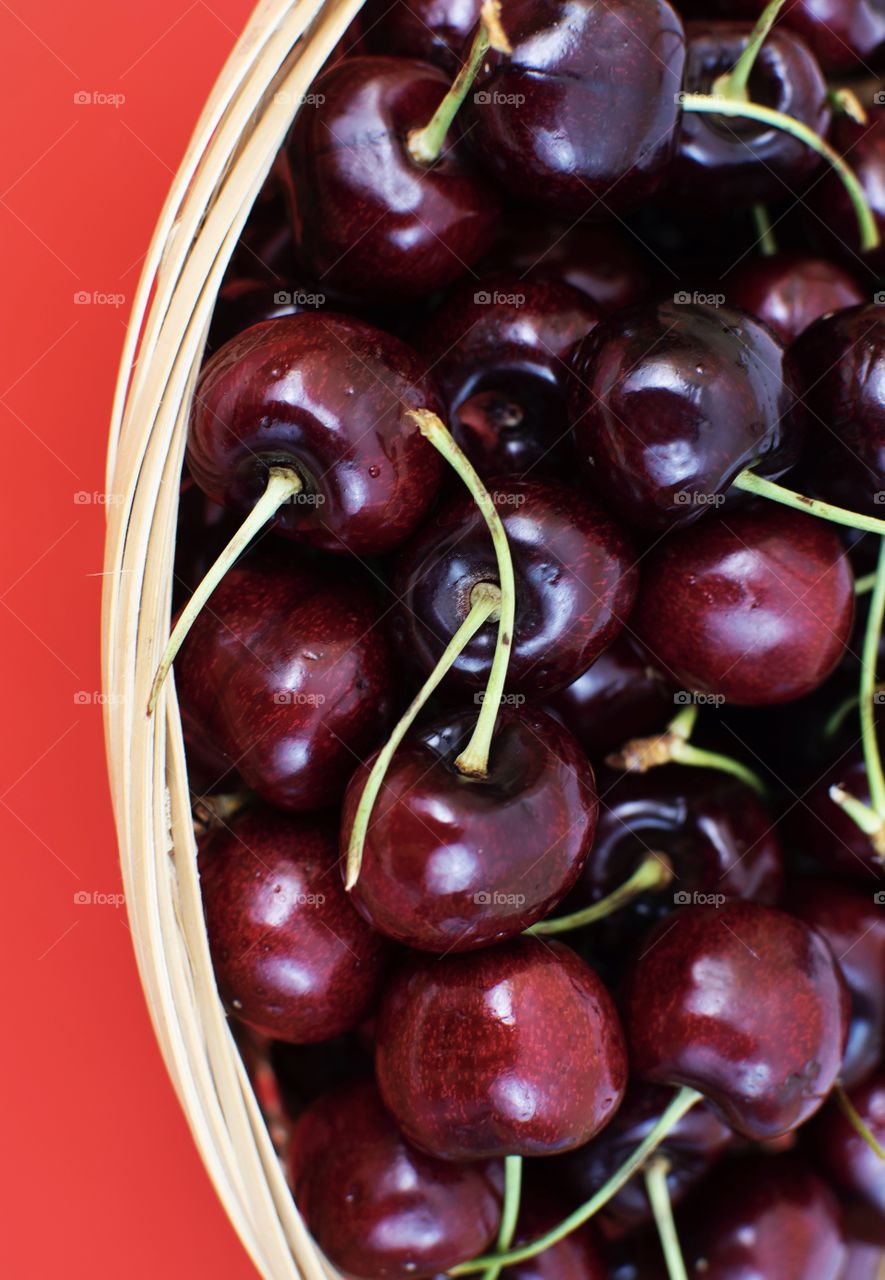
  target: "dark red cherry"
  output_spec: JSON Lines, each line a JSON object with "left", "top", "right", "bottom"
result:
{"left": 187, "top": 312, "right": 444, "bottom": 556}
{"left": 418, "top": 277, "right": 599, "bottom": 478}
{"left": 806, "top": 107, "right": 885, "bottom": 275}
{"left": 360, "top": 0, "right": 481, "bottom": 72}
{"left": 788, "top": 741, "right": 885, "bottom": 880}
{"left": 673, "top": 22, "right": 830, "bottom": 208}
{"left": 286, "top": 57, "right": 500, "bottom": 303}
{"left": 375, "top": 936, "right": 628, "bottom": 1159}
{"left": 554, "top": 1083, "right": 733, "bottom": 1234}
{"left": 466, "top": 0, "right": 686, "bottom": 215}
{"left": 631, "top": 503, "right": 855, "bottom": 705}
{"left": 711, "top": 0, "right": 885, "bottom": 72}
{"left": 176, "top": 556, "right": 395, "bottom": 809}
{"left": 811, "top": 1071, "right": 885, "bottom": 1215}
{"left": 342, "top": 705, "right": 598, "bottom": 951}
{"left": 788, "top": 878, "right": 885, "bottom": 1088}
{"left": 726, "top": 251, "right": 865, "bottom": 345}
{"left": 392, "top": 478, "right": 638, "bottom": 694}
{"left": 680, "top": 1154, "right": 847, "bottom": 1279}
{"left": 624, "top": 900, "right": 849, "bottom": 1140}
{"left": 198, "top": 807, "right": 390, "bottom": 1043}
{"left": 289, "top": 1080, "right": 502, "bottom": 1279}
{"left": 569, "top": 302, "right": 803, "bottom": 531}
{"left": 789, "top": 304, "right": 885, "bottom": 516}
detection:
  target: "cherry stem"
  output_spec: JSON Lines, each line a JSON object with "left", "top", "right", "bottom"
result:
{"left": 711, "top": 0, "right": 789, "bottom": 102}
{"left": 828, "top": 87, "right": 868, "bottom": 124}
{"left": 408, "top": 409, "right": 517, "bottom": 780}
{"left": 480, "top": 1155, "right": 523, "bottom": 1280}
{"left": 526, "top": 853, "right": 674, "bottom": 936}
{"left": 752, "top": 204, "right": 778, "bottom": 255}
{"left": 680, "top": 93, "right": 880, "bottom": 252}
{"left": 829, "top": 784, "right": 885, "bottom": 845}
{"left": 407, "top": 0, "right": 511, "bottom": 166}
{"left": 644, "top": 1157, "right": 690, "bottom": 1280}
{"left": 344, "top": 584, "right": 501, "bottom": 891}
{"left": 835, "top": 1082, "right": 885, "bottom": 1163}
{"left": 147, "top": 466, "right": 303, "bottom": 714}
{"left": 856, "top": 573, "right": 877, "bottom": 595}
{"left": 449, "top": 1087, "right": 702, "bottom": 1274}
{"left": 860, "top": 538, "right": 885, "bottom": 816}
{"left": 732, "top": 469, "right": 885, "bottom": 537}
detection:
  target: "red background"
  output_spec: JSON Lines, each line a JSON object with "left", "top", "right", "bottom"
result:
{"left": 1, "top": 2, "right": 263, "bottom": 1275}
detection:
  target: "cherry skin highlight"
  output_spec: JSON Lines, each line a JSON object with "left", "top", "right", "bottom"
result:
{"left": 726, "top": 251, "right": 864, "bottom": 345}
{"left": 375, "top": 936, "right": 628, "bottom": 1160}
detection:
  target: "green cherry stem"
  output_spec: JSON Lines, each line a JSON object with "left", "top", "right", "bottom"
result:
{"left": 856, "top": 572, "right": 877, "bottom": 595}
{"left": 527, "top": 853, "right": 674, "bottom": 936}
{"left": 834, "top": 1082, "right": 885, "bottom": 1163}
{"left": 644, "top": 1157, "right": 690, "bottom": 1280}
{"left": 680, "top": 93, "right": 880, "bottom": 251}
{"left": 731, "top": 469, "right": 885, "bottom": 537}
{"left": 828, "top": 87, "right": 868, "bottom": 124}
{"left": 480, "top": 1155, "right": 523, "bottom": 1280}
{"left": 407, "top": 0, "right": 511, "bottom": 166}
{"left": 860, "top": 538, "right": 885, "bottom": 816}
{"left": 147, "top": 466, "right": 303, "bottom": 714}
{"left": 449, "top": 1088, "right": 703, "bottom": 1274}
{"left": 752, "top": 204, "right": 778, "bottom": 255}
{"left": 711, "top": 0, "right": 790, "bottom": 102}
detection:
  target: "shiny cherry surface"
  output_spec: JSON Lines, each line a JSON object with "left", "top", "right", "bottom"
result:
{"left": 631, "top": 503, "right": 855, "bottom": 705}
{"left": 711, "top": 0, "right": 885, "bottom": 71}
{"left": 812, "top": 1072, "right": 885, "bottom": 1214}
{"left": 342, "top": 706, "right": 598, "bottom": 951}
{"left": 392, "top": 477, "right": 638, "bottom": 693}
{"left": 624, "top": 900, "right": 849, "bottom": 1140}
{"left": 726, "top": 251, "right": 864, "bottom": 345}
{"left": 375, "top": 936, "right": 628, "bottom": 1159}
{"left": 467, "top": 0, "right": 686, "bottom": 215}
{"left": 187, "top": 312, "right": 444, "bottom": 555}
{"left": 287, "top": 57, "right": 500, "bottom": 303}
{"left": 289, "top": 1080, "right": 502, "bottom": 1279}
{"left": 199, "top": 807, "right": 390, "bottom": 1043}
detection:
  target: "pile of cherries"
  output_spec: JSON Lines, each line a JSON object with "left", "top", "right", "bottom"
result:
{"left": 160, "top": 0, "right": 885, "bottom": 1275}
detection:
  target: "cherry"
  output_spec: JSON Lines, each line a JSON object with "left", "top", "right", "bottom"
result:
{"left": 289, "top": 1080, "right": 503, "bottom": 1279}
{"left": 554, "top": 1084, "right": 733, "bottom": 1235}
{"left": 418, "top": 277, "right": 599, "bottom": 478}
{"left": 711, "top": 0, "right": 885, "bottom": 72}
{"left": 198, "top": 807, "right": 391, "bottom": 1042}
{"left": 789, "top": 741, "right": 885, "bottom": 880}
{"left": 286, "top": 56, "right": 500, "bottom": 303}
{"left": 812, "top": 1072, "right": 885, "bottom": 1216}
{"left": 673, "top": 21, "right": 831, "bottom": 208}
{"left": 187, "top": 312, "right": 444, "bottom": 556}
{"left": 679, "top": 1153, "right": 847, "bottom": 1279}
{"left": 175, "top": 555, "right": 395, "bottom": 809}
{"left": 360, "top": 0, "right": 481, "bottom": 72}
{"left": 569, "top": 301, "right": 803, "bottom": 532}
{"left": 545, "top": 637, "right": 675, "bottom": 762}
{"left": 726, "top": 251, "right": 865, "bottom": 345}
{"left": 789, "top": 304, "right": 885, "bottom": 517}
{"left": 391, "top": 477, "right": 638, "bottom": 694}
{"left": 341, "top": 705, "right": 597, "bottom": 951}
{"left": 375, "top": 936, "right": 628, "bottom": 1159}
{"left": 788, "top": 878, "right": 885, "bottom": 1088}
{"left": 624, "top": 900, "right": 849, "bottom": 1140}
{"left": 466, "top": 0, "right": 686, "bottom": 215}
{"left": 631, "top": 503, "right": 855, "bottom": 705}
{"left": 806, "top": 107, "right": 885, "bottom": 275}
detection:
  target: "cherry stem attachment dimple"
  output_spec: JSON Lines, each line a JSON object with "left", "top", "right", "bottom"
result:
{"left": 712, "top": 0, "right": 790, "bottom": 102}
{"left": 732, "top": 469, "right": 885, "bottom": 538}
{"left": 480, "top": 1155, "right": 523, "bottom": 1280}
{"left": 449, "top": 1087, "right": 703, "bottom": 1273}
{"left": 527, "top": 853, "right": 674, "bottom": 936}
{"left": 834, "top": 1082, "right": 885, "bottom": 1163}
{"left": 344, "top": 584, "right": 501, "bottom": 890}
{"left": 407, "top": 0, "right": 511, "bottom": 166}
{"left": 408, "top": 409, "right": 517, "bottom": 780}
{"left": 147, "top": 466, "right": 303, "bottom": 714}
{"left": 644, "top": 1157, "right": 690, "bottom": 1280}
{"left": 680, "top": 93, "right": 880, "bottom": 252}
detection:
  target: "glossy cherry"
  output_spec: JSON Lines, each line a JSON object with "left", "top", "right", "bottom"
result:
{"left": 673, "top": 21, "right": 830, "bottom": 208}
{"left": 569, "top": 302, "right": 803, "bottom": 531}
{"left": 289, "top": 1080, "right": 502, "bottom": 1279}
{"left": 466, "top": 0, "right": 686, "bottom": 215}
{"left": 286, "top": 56, "right": 500, "bottom": 303}
{"left": 806, "top": 107, "right": 885, "bottom": 275}
{"left": 375, "top": 936, "right": 628, "bottom": 1159}
{"left": 679, "top": 1154, "right": 847, "bottom": 1279}
{"left": 726, "top": 251, "right": 865, "bottom": 345}
{"left": 391, "top": 477, "right": 638, "bottom": 694}
{"left": 624, "top": 900, "right": 849, "bottom": 1140}
{"left": 176, "top": 555, "right": 395, "bottom": 809}
{"left": 342, "top": 705, "right": 597, "bottom": 951}
{"left": 198, "top": 807, "right": 391, "bottom": 1042}
{"left": 360, "top": 0, "right": 481, "bottom": 72}
{"left": 811, "top": 1071, "right": 885, "bottom": 1215}
{"left": 418, "top": 277, "right": 599, "bottom": 478}
{"left": 187, "top": 312, "right": 444, "bottom": 555}
{"left": 711, "top": 0, "right": 885, "bottom": 72}
{"left": 554, "top": 1083, "right": 733, "bottom": 1234}
{"left": 631, "top": 503, "right": 855, "bottom": 705}
{"left": 788, "top": 878, "right": 885, "bottom": 1087}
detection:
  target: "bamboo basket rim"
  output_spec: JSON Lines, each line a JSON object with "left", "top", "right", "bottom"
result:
{"left": 101, "top": 2, "right": 365, "bottom": 1275}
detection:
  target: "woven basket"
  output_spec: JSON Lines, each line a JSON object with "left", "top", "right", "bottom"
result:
{"left": 101, "top": 2, "right": 365, "bottom": 1275}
